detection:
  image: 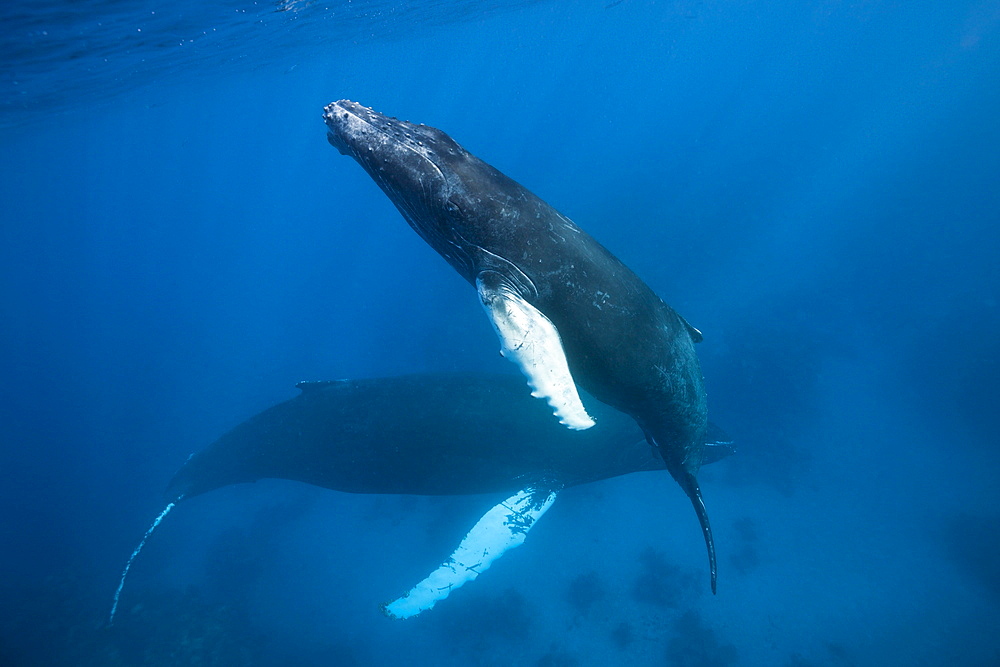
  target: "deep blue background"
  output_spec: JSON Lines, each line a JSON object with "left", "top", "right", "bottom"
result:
{"left": 1, "top": 1, "right": 998, "bottom": 665}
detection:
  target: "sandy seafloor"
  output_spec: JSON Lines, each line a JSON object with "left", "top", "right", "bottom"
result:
{"left": 1, "top": 1, "right": 999, "bottom": 665}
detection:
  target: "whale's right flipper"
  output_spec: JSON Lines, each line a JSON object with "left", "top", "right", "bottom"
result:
{"left": 382, "top": 487, "right": 558, "bottom": 619}
{"left": 476, "top": 271, "right": 595, "bottom": 431}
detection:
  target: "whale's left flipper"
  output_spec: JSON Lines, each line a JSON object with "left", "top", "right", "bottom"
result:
{"left": 476, "top": 271, "right": 595, "bottom": 431}
{"left": 382, "top": 487, "right": 558, "bottom": 619}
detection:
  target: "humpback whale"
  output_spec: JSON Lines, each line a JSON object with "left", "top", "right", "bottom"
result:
{"left": 112, "top": 374, "right": 733, "bottom": 621}
{"left": 323, "top": 101, "right": 718, "bottom": 591}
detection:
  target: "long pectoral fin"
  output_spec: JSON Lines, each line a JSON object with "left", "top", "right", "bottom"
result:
{"left": 382, "top": 487, "right": 558, "bottom": 620}
{"left": 476, "top": 272, "right": 595, "bottom": 430}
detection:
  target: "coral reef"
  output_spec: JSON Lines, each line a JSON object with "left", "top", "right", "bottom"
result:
{"left": 664, "top": 610, "right": 738, "bottom": 667}
{"left": 631, "top": 547, "right": 696, "bottom": 608}
{"left": 565, "top": 570, "right": 606, "bottom": 616}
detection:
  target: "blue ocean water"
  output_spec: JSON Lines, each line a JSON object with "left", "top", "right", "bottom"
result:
{"left": 2, "top": 0, "right": 999, "bottom": 664}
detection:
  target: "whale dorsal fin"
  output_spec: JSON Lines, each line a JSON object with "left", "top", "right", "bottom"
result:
{"left": 295, "top": 380, "right": 349, "bottom": 392}
{"left": 702, "top": 421, "right": 736, "bottom": 465}
{"left": 678, "top": 314, "right": 703, "bottom": 343}
{"left": 476, "top": 271, "right": 595, "bottom": 430}
{"left": 382, "top": 486, "right": 558, "bottom": 619}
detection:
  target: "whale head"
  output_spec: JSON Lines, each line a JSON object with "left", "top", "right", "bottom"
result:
{"left": 323, "top": 99, "right": 465, "bottom": 217}
{"left": 324, "top": 100, "right": 461, "bottom": 163}
{"left": 323, "top": 100, "right": 531, "bottom": 281}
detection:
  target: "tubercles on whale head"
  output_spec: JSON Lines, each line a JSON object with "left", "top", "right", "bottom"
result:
{"left": 323, "top": 100, "right": 371, "bottom": 157}
{"left": 323, "top": 99, "right": 464, "bottom": 168}
{"left": 323, "top": 99, "right": 478, "bottom": 246}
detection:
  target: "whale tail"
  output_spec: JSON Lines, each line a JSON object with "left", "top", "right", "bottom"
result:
{"left": 647, "top": 432, "right": 717, "bottom": 595}
{"left": 109, "top": 499, "right": 181, "bottom": 626}
{"left": 677, "top": 470, "right": 717, "bottom": 595}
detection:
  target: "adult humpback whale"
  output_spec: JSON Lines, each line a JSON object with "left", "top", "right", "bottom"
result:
{"left": 112, "top": 374, "right": 733, "bottom": 621}
{"left": 323, "top": 100, "right": 718, "bottom": 591}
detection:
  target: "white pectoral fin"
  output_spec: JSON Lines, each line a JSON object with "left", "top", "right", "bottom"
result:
{"left": 382, "top": 488, "right": 558, "bottom": 620}
{"left": 476, "top": 272, "right": 595, "bottom": 430}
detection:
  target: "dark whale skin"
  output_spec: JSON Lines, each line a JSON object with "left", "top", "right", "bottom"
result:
{"left": 166, "top": 374, "right": 667, "bottom": 502}
{"left": 323, "top": 101, "right": 717, "bottom": 590}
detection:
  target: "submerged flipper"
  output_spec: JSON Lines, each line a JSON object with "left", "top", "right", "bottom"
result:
{"left": 476, "top": 271, "right": 595, "bottom": 430}
{"left": 109, "top": 500, "right": 180, "bottom": 625}
{"left": 383, "top": 487, "right": 558, "bottom": 619}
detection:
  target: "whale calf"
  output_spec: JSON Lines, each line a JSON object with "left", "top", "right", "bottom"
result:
{"left": 323, "top": 101, "right": 718, "bottom": 591}
{"left": 113, "top": 374, "right": 733, "bottom": 621}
